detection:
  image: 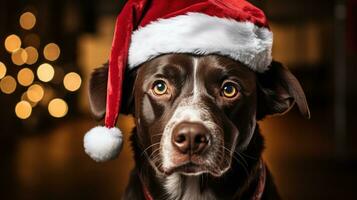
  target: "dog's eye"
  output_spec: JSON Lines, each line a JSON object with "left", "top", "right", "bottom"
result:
{"left": 221, "top": 82, "right": 239, "bottom": 98}
{"left": 152, "top": 80, "right": 168, "bottom": 96}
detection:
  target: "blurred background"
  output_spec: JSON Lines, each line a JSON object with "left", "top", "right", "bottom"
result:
{"left": 0, "top": 0, "right": 356, "bottom": 199}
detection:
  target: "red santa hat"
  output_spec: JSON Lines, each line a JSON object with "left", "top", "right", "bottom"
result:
{"left": 84, "top": 0, "right": 273, "bottom": 162}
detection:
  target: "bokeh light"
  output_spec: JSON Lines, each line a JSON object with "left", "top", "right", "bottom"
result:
{"left": 19, "top": 12, "right": 36, "bottom": 30}
{"left": 37, "top": 63, "right": 54, "bottom": 82}
{"left": 5, "top": 34, "right": 21, "bottom": 53}
{"left": 17, "top": 68, "right": 34, "bottom": 86}
{"left": 0, "top": 62, "right": 6, "bottom": 79}
{"left": 48, "top": 98, "right": 68, "bottom": 118}
{"left": 21, "top": 92, "right": 37, "bottom": 107}
{"left": 15, "top": 101, "right": 32, "bottom": 119}
{"left": 43, "top": 43, "right": 60, "bottom": 61}
{"left": 27, "top": 84, "right": 44, "bottom": 102}
{"left": 12, "top": 48, "right": 28, "bottom": 66}
{"left": 63, "top": 72, "right": 82, "bottom": 92}
{"left": 24, "top": 46, "right": 38, "bottom": 65}
{"left": 0, "top": 75, "right": 17, "bottom": 94}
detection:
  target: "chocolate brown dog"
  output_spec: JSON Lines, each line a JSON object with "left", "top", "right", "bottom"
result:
{"left": 89, "top": 53, "right": 310, "bottom": 200}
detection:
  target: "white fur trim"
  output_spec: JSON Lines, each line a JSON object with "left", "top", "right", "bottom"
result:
{"left": 129, "top": 12, "right": 273, "bottom": 72}
{"left": 84, "top": 126, "right": 123, "bottom": 162}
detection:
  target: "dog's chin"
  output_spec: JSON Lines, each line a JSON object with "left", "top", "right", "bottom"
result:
{"left": 149, "top": 153, "right": 233, "bottom": 177}
{"left": 159, "top": 162, "right": 229, "bottom": 177}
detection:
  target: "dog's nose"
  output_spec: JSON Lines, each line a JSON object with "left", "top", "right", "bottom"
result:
{"left": 172, "top": 122, "right": 210, "bottom": 155}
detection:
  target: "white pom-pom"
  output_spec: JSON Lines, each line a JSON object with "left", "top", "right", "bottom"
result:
{"left": 84, "top": 126, "right": 123, "bottom": 162}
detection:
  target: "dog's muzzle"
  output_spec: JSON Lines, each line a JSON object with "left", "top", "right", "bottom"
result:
{"left": 171, "top": 122, "right": 211, "bottom": 155}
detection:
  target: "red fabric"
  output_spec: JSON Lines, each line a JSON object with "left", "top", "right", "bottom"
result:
{"left": 105, "top": 0, "right": 148, "bottom": 127}
{"left": 252, "top": 159, "right": 266, "bottom": 200}
{"left": 139, "top": 0, "right": 269, "bottom": 28}
{"left": 105, "top": 0, "right": 269, "bottom": 127}
{"left": 143, "top": 184, "right": 154, "bottom": 200}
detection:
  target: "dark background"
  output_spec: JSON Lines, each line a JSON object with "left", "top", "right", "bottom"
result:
{"left": 0, "top": 0, "right": 356, "bottom": 199}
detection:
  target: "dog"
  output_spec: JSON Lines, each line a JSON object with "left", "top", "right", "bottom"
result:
{"left": 88, "top": 53, "right": 310, "bottom": 200}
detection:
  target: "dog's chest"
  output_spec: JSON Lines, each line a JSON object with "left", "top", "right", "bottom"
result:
{"left": 164, "top": 174, "right": 216, "bottom": 200}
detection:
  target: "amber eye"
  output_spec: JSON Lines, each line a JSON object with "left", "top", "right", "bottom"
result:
{"left": 221, "top": 82, "right": 239, "bottom": 98}
{"left": 152, "top": 80, "right": 168, "bottom": 96}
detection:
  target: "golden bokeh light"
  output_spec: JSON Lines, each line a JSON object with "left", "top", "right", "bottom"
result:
{"left": 19, "top": 12, "right": 36, "bottom": 30}
{"left": 15, "top": 101, "right": 32, "bottom": 119}
{"left": 48, "top": 98, "right": 68, "bottom": 118}
{"left": 24, "top": 46, "right": 38, "bottom": 65}
{"left": 12, "top": 48, "right": 28, "bottom": 66}
{"left": 21, "top": 92, "right": 28, "bottom": 101}
{"left": 17, "top": 68, "right": 34, "bottom": 86}
{"left": 63, "top": 72, "right": 82, "bottom": 92}
{"left": 43, "top": 43, "right": 60, "bottom": 61}
{"left": 37, "top": 63, "right": 54, "bottom": 82}
{"left": 5, "top": 34, "right": 22, "bottom": 53}
{"left": 27, "top": 84, "right": 44, "bottom": 102}
{"left": 21, "top": 92, "right": 37, "bottom": 107}
{"left": 0, "top": 75, "right": 17, "bottom": 94}
{"left": 0, "top": 62, "right": 6, "bottom": 79}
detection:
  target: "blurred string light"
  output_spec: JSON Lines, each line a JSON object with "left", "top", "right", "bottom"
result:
{"left": 43, "top": 43, "right": 60, "bottom": 61}
{"left": 17, "top": 68, "right": 34, "bottom": 87}
{"left": 15, "top": 100, "right": 32, "bottom": 119}
{"left": 27, "top": 84, "right": 44, "bottom": 102}
{"left": 24, "top": 46, "right": 38, "bottom": 65}
{"left": 11, "top": 48, "right": 28, "bottom": 66}
{"left": 0, "top": 75, "right": 17, "bottom": 94}
{"left": 5, "top": 34, "right": 21, "bottom": 53}
{"left": 48, "top": 98, "right": 68, "bottom": 118}
{"left": 17, "top": 68, "right": 34, "bottom": 86}
{"left": 0, "top": 62, "right": 6, "bottom": 79}
{"left": 37, "top": 63, "right": 54, "bottom": 82}
{"left": 21, "top": 92, "right": 37, "bottom": 107}
{"left": 19, "top": 12, "right": 36, "bottom": 30}
{"left": 63, "top": 72, "right": 81, "bottom": 92}
{"left": 0, "top": 11, "right": 81, "bottom": 121}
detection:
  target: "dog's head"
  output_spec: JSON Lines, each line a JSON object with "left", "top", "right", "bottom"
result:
{"left": 89, "top": 54, "right": 309, "bottom": 177}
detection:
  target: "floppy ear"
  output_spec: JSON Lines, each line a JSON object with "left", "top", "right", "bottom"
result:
{"left": 256, "top": 61, "right": 310, "bottom": 120}
{"left": 88, "top": 64, "right": 108, "bottom": 120}
{"left": 88, "top": 63, "right": 136, "bottom": 120}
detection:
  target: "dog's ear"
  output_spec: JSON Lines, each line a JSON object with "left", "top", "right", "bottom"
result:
{"left": 88, "top": 64, "right": 109, "bottom": 120}
{"left": 88, "top": 63, "right": 136, "bottom": 120}
{"left": 256, "top": 61, "right": 310, "bottom": 120}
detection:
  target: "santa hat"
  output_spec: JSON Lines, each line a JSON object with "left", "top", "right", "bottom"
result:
{"left": 84, "top": 0, "right": 273, "bottom": 162}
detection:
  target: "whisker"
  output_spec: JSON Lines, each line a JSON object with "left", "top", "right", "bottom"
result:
{"left": 239, "top": 151, "right": 259, "bottom": 160}
{"left": 148, "top": 148, "right": 161, "bottom": 159}
{"left": 141, "top": 142, "right": 160, "bottom": 157}
{"left": 203, "top": 136, "right": 254, "bottom": 177}
{"left": 150, "top": 133, "right": 163, "bottom": 140}
{"left": 150, "top": 154, "right": 162, "bottom": 166}
{"left": 221, "top": 146, "right": 247, "bottom": 165}
{"left": 222, "top": 148, "right": 249, "bottom": 176}
{"left": 236, "top": 152, "right": 249, "bottom": 167}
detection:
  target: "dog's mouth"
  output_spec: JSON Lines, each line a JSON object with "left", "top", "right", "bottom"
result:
{"left": 161, "top": 160, "right": 226, "bottom": 177}
{"left": 164, "top": 162, "right": 209, "bottom": 176}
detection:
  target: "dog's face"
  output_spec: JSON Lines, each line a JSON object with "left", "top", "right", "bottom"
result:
{"left": 133, "top": 54, "right": 257, "bottom": 177}
{"left": 89, "top": 54, "right": 309, "bottom": 177}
